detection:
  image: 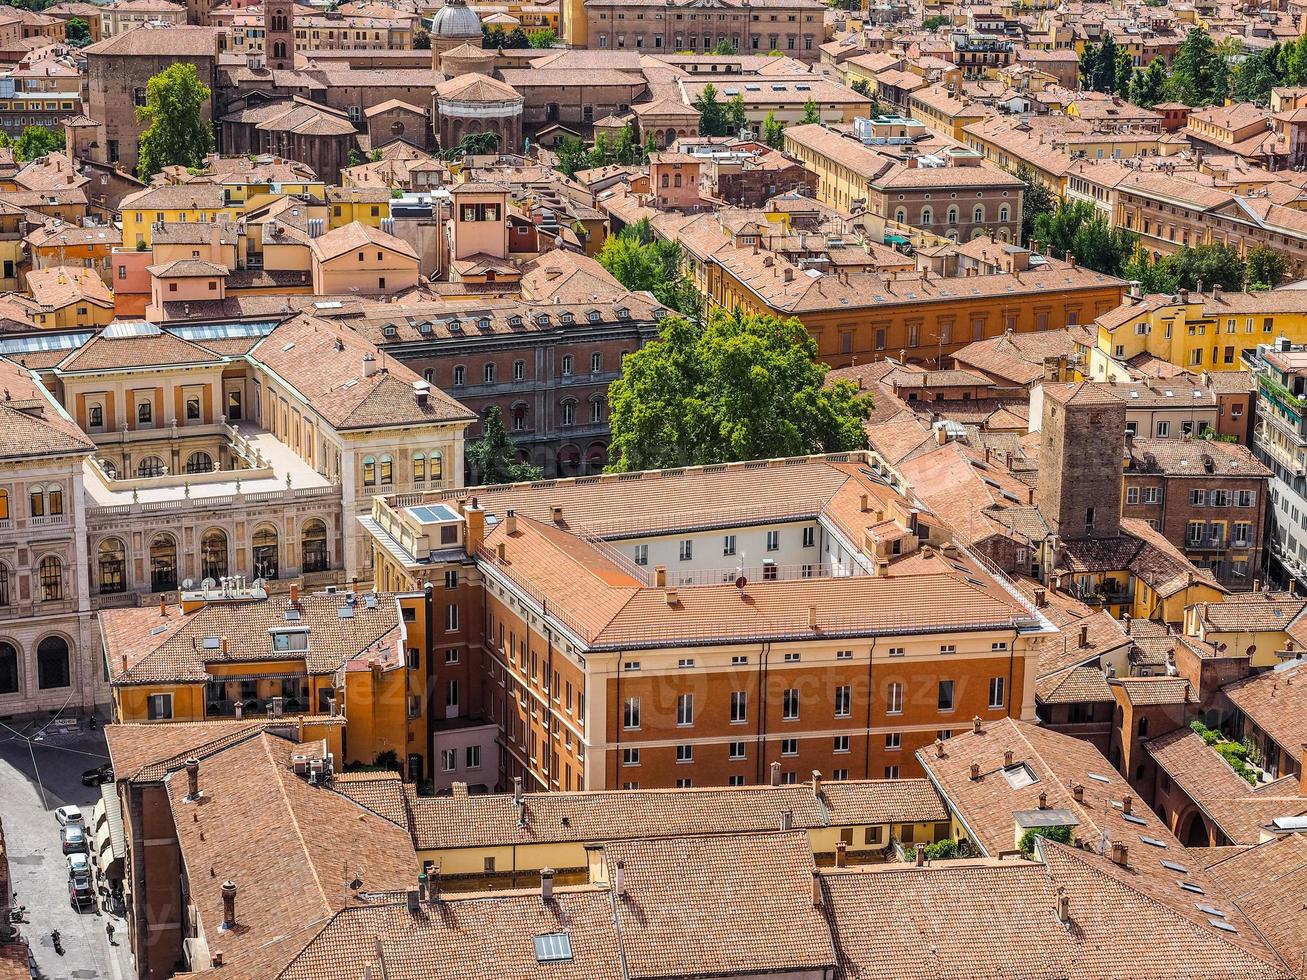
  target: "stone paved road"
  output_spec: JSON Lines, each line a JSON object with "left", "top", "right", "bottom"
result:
{"left": 0, "top": 715, "right": 133, "bottom": 980}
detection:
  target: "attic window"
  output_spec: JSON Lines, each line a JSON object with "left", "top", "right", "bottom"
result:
{"left": 1139, "top": 835, "right": 1168, "bottom": 848}
{"left": 588, "top": 310, "right": 601, "bottom": 322}
{"left": 382, "top": 324, "right": 397, "bottom": 338}
{"left": 1161, "top": 860, "right": 1188, "bottom": 873}
{"left": 418, "top": 321, "right": 432, "bottom": 335}
{"left": 478, "top": 318, "right": 491, "bottom": 330}
{"left": 537, "top": 314, "right": 551, "bottom": 326}
{"left": 202, "top": 636, "right": 221, "bottom": 650}
{"left": 534, "top": 933, "right": 573, "bottom": 963}
{"left": 271, "top": 630, "right": 308, "bottom": 652}
{"left": 449, "top": 319, "right": 462, "bottom": 332}
{"left": 560, "top": 312, "right": 574, "bottom": 324}
{"left": 509, "top": 316, "right": 524, "bottom": 328}
{"left": 616, "top": 308, "right": 630, "bottom": 320}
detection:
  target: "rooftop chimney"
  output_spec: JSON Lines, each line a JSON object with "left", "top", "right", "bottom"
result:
{"left": 811, "top": 869, "right": 823, "bottom": 906}
{"left": 1056, "top": 886, "right": 1070, "bottom": 924}
{"left": 811, "top": 771, "right": 822, "bottom": 797}
{"left": 160, "top": 595, "right": 168, "bottom": 617}
{"left": 972, "top": 715, "right": 982, "bottom": 735}
{"left": 1079, "top": 624, "right": 1089, "bottom": 648}
{"left": 289, "top": 583, "right": 300, "bottom": 604}
{"left": 969, "top": 762, "right": 981, "bottom": 780}
{"left": 1038, "top": 790, "right": 1047, "bottom": 810}
{"left": 835, "top": 840, "right": 847, "bottom": 868}
{"left": 1110, "top": 841, "right": 1129, "bottom": 867}
{"left": 540, "top": 868, "right": 555, "bottom": 903}
{"left": 654, "top": 566, "right": 667, "bottom": 587}
{"left": 185, "top": 756, "right": 200, "bottom": 800}
{"left": 1066, "top": 252, "right": 1075, "bottom": 268}
{"left": 770, "top": 761, "right": 781, "bottom": 786}
{"left": 1072, "top": 783, "right": 1084, "bottom": 803}
{"left": 665, "top": 587, "right": 679, "bottom": 606}
{"left": 1034, "top": 588, "right": 1046, "bottom": 608}
{"left": 406, "top": 889, "right": 420, "bottom": 914}
{"left": 221, "top": 880, "right": 237, "bottom": 930}
{"left": 1122, "top": 795, "right": 1132, "bottom": 815}
{"left": 362, "top": 354, "right": 377, "bottom": 378}
{"left": 550, "top": 504, "right": 563, "bottom": 524}
{"left": 513, "top": 776, "right": 524, "bottom": 804}
{"left": 615, "top": 860, "right": 626, "bottom": 897}
{"left": 1003, "top": 750, "right": 1014, "bottom": 767}
{"left": 915, "top": 842, "right": 926, "bottom": 866}
{"left": 934, "top": 738, "right": 945, "bottom": 758}
{"left": 859, "top": 493, "right": 870, "bottom": 512}
{"left": 807, "top": 605, "right": 818, "bottom": 629}
{"left": 780, "top": 809, "right": 794, "bottom": 831}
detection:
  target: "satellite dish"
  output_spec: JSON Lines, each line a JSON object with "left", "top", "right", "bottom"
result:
{"left": 201, "top": 577, "right": 216, "bottom": 590}
{"left": 735, "top": 575, "right": 748, "bottom": 590}
{"left": 182, "top": 578, "right": 194, "bottom": 590}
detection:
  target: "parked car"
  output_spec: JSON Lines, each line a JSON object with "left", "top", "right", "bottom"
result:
{"left": 69, "top": 871, "right": 94, "bottom": 909}
{"left": 81, "top": 764, "right": 113, "bottom": 786}
{"left": 54, "top": 805, "right": 83, "bottom": 827}
{"left": 66, "top": 852, "right": 90, "bottom": 877}
{"left": 60, "top": 822, "right": 87, "bottom": 854}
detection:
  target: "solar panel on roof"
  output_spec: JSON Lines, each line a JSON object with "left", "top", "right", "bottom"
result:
{"left": 534, "top": 933, "right": 572, "bottom": 963}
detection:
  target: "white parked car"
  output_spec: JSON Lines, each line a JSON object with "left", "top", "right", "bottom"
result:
{"left": 67, "top": 852, "right": 90, "bottom": 876}
{"left": 54, "top": 805, "right": 83, "bottom": 827}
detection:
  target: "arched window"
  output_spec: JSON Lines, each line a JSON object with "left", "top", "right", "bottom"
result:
{"left": 920, "top": 207, "right": 933, "bottom": 225}
{"left": 996, "top": 227, "right": 1011, "bottom": 243}
{"left": 150, "top": 535, "right": 178, "bottom": 592}
{"left": 973, "top": 205, "right": 984, "bottom": 223}
{"left": 272, "top": 40, "right": 286, "bottom": 59}
{"left": 98, "top": 538, "right": 127, "bottom": 595}
{"left": 0, "top": 563, "right": 9, "bottom": 606}
{"left": 379, "top": 454, "right": 393, "bottom": 484}
{"left": 429, "top": 451, "right": 443, "bottom": 482}
{"left": 894, "top": 207, "right": 906, "bottom": 223}
{"left": 0, "top": 641, "right": 17, "bottom": 695}
{"left": 37, "top": 635, "right": 69, "bottom": 690}
{"left": 201, "top": 529, "right": 228, "bottom": 581}
{"left": 999, "top": 205, "right": 1009, "bottom": 223}
{"left": 0, "top": 488, "right": 8, "bottom": 522}
{"left": 591, "top": 398, "right": 605, "bottom": 424}
{"left": 511, "top": 404, "right": 527, "bottom": 431}
{"left": 186, "top": 451, "right": 214, "bottom": 474}
{"left": 362, "top": 456, "right": 376, "bottom": 486}
{"left": 38, "top": 556, "right": 61, "bottom": 601}
{"left": 561, "top": 400, "right": 576, "bottom": 426}
{"left": 301, "top": 520, "right": 328, "bottom": 573}
{"left": 252, "top": 526, "right": 279, "bottom": 580}
{"left": 947, "top": 206, "right": 958, "bottom": 225}
{"left": 673, "top": 173, "right": 682, "bottom": 188}
{"left": 138, "top": 456, "right": 166, "bottom": 478}
{"left": 413, "top": 452, "right": 426, "bottom": 482}
{"left": 29, "top": 485, "right": 43, "bottom": 517}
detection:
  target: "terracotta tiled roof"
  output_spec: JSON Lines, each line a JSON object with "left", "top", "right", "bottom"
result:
{"left": 0, "top": 356, "right": 93, "bottom": 458}
{"left": 951, "top": 327, "right": 1094, "bottom": 386}
{"left": 1222, "top": 663, "right": 1307, "bottom": 768}
{"left": 1109, "top": 675, "right": 1193, "bottom": 706}
{"left": 1203, "top": 833, "right": 1307, "bottom": 970}
{"left": 1036, "top": 664, "right": 1114, "bottom": 704}
{"left": 82, "top": 24, "right": 220, "bottom": 56}
{"left": 26, "top": 265, "right": 113, "bottom": 311}
{"left": 605, "top": 832, "right": 836, "bottom": 980}
{"left": 404, "top": 778, "right": 945, "bottom": 851}
{"left": 308, "top": 221, "right": 417, "bottom": 262}
{"left": 1198, "top": 593, "right": 1306, "bottom": 632}
{"left": 57, "top": 325, "right": 218, "bottom": 373}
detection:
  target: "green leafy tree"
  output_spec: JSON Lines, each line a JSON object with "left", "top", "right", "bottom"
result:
{"left": 694, "top": 82, "right": 728, "bottom": 136}
{"left": 642, "top": 130, "right": 658, "bottom": 161}
{"left": 135, "top": 62, "right": 213, "bottom": 179}
{"left": 1121, "top": 246, "right": 1177, "bottom": 294}
{"left": 606, "top": 309, "right": 872, "bottom": 471}
{"left": 1129, "top": 57, "right": 1168, "bottom": 108}
{"left": 413, "top": 27, "right": 430, "bottom": 48}
{"left": 15, "top": 125, "right": 62, "bottom": 161}
{"left": 1166, "top": 28, "right": 1227, "bottom": 106}
{"left": 1095, "top": 36, "right": 1117, "bottom": 93}
{"left": 1114, "top": 46, "right": 1133, "bottom": 98}
{"left": 589, "top": 132, "right": 614, "bottom": 167}
{"left": 467, "top": 406, "right": 543, "bottom": 484}
{"left": 442, "top": 130, "right": 500, "bottom": 160}
{"left": 922, "top": 13, "right": 949, "bottom": 28}
{"left": 505, "top": 27, "right": 532, "bottom": 47}
{"left": 596, "top": 219, "right": 700, "bottom": 316}
{"left": 1014, "top": 163, "right": 1054, "bottom": 247}
{"left": 800, "top": 98, "right": 821, "bottom": 124}
{"left": 761, "top": 110, "right": 785, "bottom": 149}
{"left": 1245, "top": 245, "right": 1289, "bottom": 289}
{"left": 526, "top": 27, "right": 556, "bottom": 47}
{"left": 1161, "top": 243, "right": 1246, "bottom": 292}
{"left": 1230, "top": 44, "right": 1280, "bottom": 104}
{"left": 1079, "top": 42, "right": 1098, "bottom": 90}
{"left": 725, "top": 92, "right": 747, "bottom": 136}
{"left": 614, "top": 121, "right": 640, "bottom": 166}
{"left": 1033, "top": 200, "right": 1135, "bottom": 275}
{"left": 555, "top": 135, "right": 588, "bottom": 177}
{"left": 850, "top": 78, "right": 871, "bottom": 97}
{"left": 712, "top": 38, "right": 737, "bottom": 54}
{"left": 64, "top": 16, "right": 91, "bottom": 46}
{"left": 1018, "top": 825, "right": 1073, "bottom": 858}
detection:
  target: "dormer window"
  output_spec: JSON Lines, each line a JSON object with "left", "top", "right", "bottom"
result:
{"left": 588, "top": 310, "right": 601, "bottom": 322}
{"left": 478, "top": 317, "right": 491, "bottom": 330}
{"left": 616, "top": 308, "right": 630, "bottom": 320}
{"left": 382, "top": 324, "right": 397, "bottom": 338}
{"left": 449, "top": 319, "right": 462, "bottom": 332}
{"left": 509, "top": 315, "right": 523, "bottom": 328}
{"left": 560, "top": 312, "right": 574, "bottom": 324}
{"left": 537, "top": 313, "right": 551, "bottom": 327}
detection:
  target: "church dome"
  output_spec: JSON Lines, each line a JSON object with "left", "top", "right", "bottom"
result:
{"left": 431, "top": 0, "right": 484, "bottom": 40}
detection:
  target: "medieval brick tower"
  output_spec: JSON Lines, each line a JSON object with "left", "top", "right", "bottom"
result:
{"left": 1036, "top": 381, "right": 1125, "bottom": 541}
{"left": 266, "top": 0, "right": 294, "bottom": 70}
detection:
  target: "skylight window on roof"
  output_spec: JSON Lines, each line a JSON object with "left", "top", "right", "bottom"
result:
{"left": 285, "top": 610, "right": 301, "bottom": 621}
{"left": 282, "top": 342, "right": 296, "bottom": 351}
{"left": 1087, "top": 772, "right": 1110, "bottom": 783}
{"left": 1178, "top": 882, "right": 1205, "bottom": 894}
{"left": 1197, "top": 904, "right": 1225, "bottom": 917}
{"left": 1161, "top": 860, "right": 1188, "bottom": 873}
{"left": 1123, "top": 813, "right": 1147, "bottom": 826}
{"left": 202, "top": 636, "right": 221, "bottom": 650}
{"left": 1139, "top": 835, "right": 1168, "bottom": 848}
{"left": 1208, "top": 919, "right": 1237, "bottom": 933}
{"left": 338, "top": 606, "right": 355, "bottom": 619}
{"left": 534, "top": 933, "right": 573, "bottom": 963}
{"left": 343, "top": 379, "right": 358, "bottom": 388}
{"left": 1002, "top": 762, "right": 1038, "bottom": 790}
{"left": 149, "top": 624, "right": 169, "bottom": 636}
{"left": 271, "top": 630, "right": 308, "bottom": 652}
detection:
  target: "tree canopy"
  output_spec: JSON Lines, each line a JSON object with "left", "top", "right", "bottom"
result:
{"left": 712, "top": 38, "right": 737, "bottom": 54}
{"left": 482, "top": 25, "right": 531, "bottom": 47}
{"left": 761, "top": 111, "right": 785, "bottom": 149}
{"left": 606, "top": 309, "right": 872, "bottom": 471}
{"left": 14, "top": 125, "right": 62, "bottom": 161}
{"left": 467, "top": 406, "right": 543, "bottom": 484}
{"left": 526, "top": 27, "right": 556, "bottom": 47}
{"left": 555, "top": 123, "right": 645, "bottom": 177}
{"left": 64, "top": 16, "right": 91, "bottom": 45}
{"left": 800, "top": 98, "right": 821, "bottom": 124}
{"left": 596, "top": 219, "right": 701, "bottom": 317}
{"left": 1033, "top": 200, "right": 1136, "bottom": 276}
{"left": 694, "top": 82, "right": 729, "bottom": 136}
{"left": 1014, "top": 164, "right": 1055, "bottom": 248}
{"left": 1246, "top": 245, "right": 1289, "bottom": 290}
{"left": 1121, "top": 242, "right": 1264, "bottom": 294}
{"left": 135, "top": 62, "right": 213, "bottom": 179}
{"left": 1129, "top": 57, "right": 1168, "bottom": 108}
{"left": 1165, "top": 28, "right": 1228, "bottom": 106}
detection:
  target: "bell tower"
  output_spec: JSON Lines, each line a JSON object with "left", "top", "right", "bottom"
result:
{"left": 265, "top": 1, "right": 294, "bottom": 70}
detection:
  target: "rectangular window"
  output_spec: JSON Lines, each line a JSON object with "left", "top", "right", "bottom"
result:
{"left": 676, "top": 693, "right": 694, "bottom": 727}
{"left": 833, "top": 734, "right": 850, "bottom": 753}
{"left": 440, "top": 749, "right": 456, "bottom": 772}
{"left": 465, "top": 745, "right": 481, "bottom": 769}
{"left": 887, "top": 682, "right": 903, "bottom": 714}
{"left": 884, "top": 731, "right": 901, "bottom": 750}
{"left": 938, "top": 680, "right": 955, "bottom": 712}
{"left": 723, "top": 534, "right": 736, "bottom": 556}
{"left": 676, "top": 744, "right": 693, "bottom": 763}
{"left": 1191, "top": 489, "right": 1207, "bottom": 506}
{"left": 766, "top": 530, "right": 779, "bottom": 551}
{"left": 836, "top": 650, "right": 853, "bottom": 661}
{"left": 633, "top": 544, "right": 649, "bottom": 565}
{"left": 802, "top": 526, "right": 815, "bottom": 548}
{"left": 989, "top": 676, "right": 1005, "bottom": 708}
{"left": 729, "top": 741, "right": 746, "bottom": 760}
{"left": 781, "top": 737, "right": 798, "bottom": 756}
{"left": 623, "top": 697, "right": 640, "bottom": 729}
{"left": 444, "top": 604, "right": 459, "bottom": 631}
{"left": 730, "top": 690, "right": 747, "bottom": 723}
{"left": 834, "top": 685, "right": 851, "bottom": 717}
{"left": 623, "top": 747, "right": 640, "bottom": 766}
{"left": 147, "top": 693, "right": 172, "bottom": 720}
{"left": 939, "top": 644, "right": 956, "bottom": 655}
{"left": 884, "top": 765, "right": 900, "bottom": 779}
{"left": 1156, "top": 421, "right": 1170, "bottom": 437}
{"left": 782, "top": 688, "right": 799, "bottom": 720}
{"left": 679, "top": 539, "right": 693, "bottom": 561}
